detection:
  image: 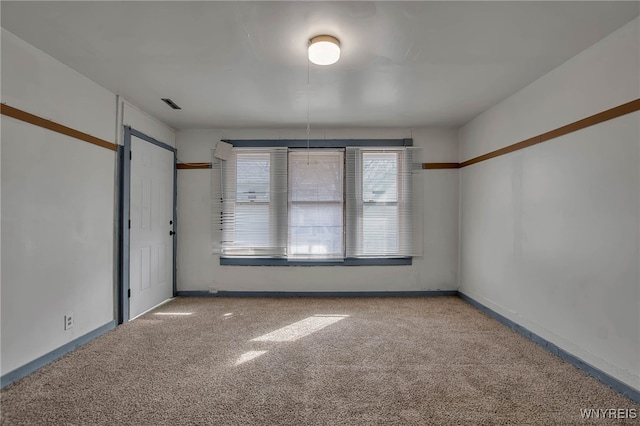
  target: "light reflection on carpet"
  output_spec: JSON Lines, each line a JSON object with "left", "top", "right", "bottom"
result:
{"left": 234, "top": 314, "right": 349, "bottom": 366}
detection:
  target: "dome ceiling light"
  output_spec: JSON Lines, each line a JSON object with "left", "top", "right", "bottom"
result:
{"left": 308, "top": 35, "right": 341, "bottom": 66}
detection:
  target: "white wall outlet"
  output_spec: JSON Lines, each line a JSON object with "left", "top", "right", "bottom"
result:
{"left": 208, "top": 287, "right": 218, "bottom": 294}
{"left": 64, "top": 312, "right": 74, "bottom": 330}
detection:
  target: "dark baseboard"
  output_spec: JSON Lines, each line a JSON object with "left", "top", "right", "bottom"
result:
{"left": 176, "top": 290, "right": 458, "bottom": 298}
{"left": 458, "top": 292, "right": 639, "bottom": 403}
{"left": 1, "top": 320, "right": 116, "bottom": 389}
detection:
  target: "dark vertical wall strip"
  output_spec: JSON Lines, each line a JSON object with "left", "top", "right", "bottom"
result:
{"left": 173, "top": 155, "right": 178, "bottom": 297}
{"left": 115, "top": 145, "right": 125, "bottom": 324}
{"left": 121, "top": 127, "right": 132, "bottom": 323}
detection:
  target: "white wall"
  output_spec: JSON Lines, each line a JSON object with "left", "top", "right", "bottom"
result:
{"left": 1, "top": 29, "right": 116, "bottom": 144}
{"left": 459, "top": 18, "right": 639, "bottom": 391}
{"left": 176, "top": 127, "right": 459, "bottom": 292}
{"left": 1, "top": 29, "right": 117, "bottom": 375}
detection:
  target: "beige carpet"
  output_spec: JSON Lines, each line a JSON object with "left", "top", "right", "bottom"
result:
{"left": 1, "top": 296, "right": 638, "bottom": 425}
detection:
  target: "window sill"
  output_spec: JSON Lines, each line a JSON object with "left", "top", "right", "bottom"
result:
{"left": 219, "top": 257, "right": 412, "bottom": 266}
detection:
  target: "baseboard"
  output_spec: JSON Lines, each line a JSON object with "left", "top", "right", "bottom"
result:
{"left": 458, "top": 292, "right": 639, "bottom": 403}
{"left": 176, "top": 290, "right": 458, "bottom": 298}
{"left": 1, "top": 320, "right": 116, "bottom": 389}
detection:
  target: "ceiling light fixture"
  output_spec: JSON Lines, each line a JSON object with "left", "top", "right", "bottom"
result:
{"left": 308, "top": 35, "right": 341, "bottom": 66}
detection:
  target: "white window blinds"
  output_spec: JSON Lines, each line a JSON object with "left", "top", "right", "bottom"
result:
{"left": 216, "top": 148, "right": 287, "bottom": 256}
{"left": 346, "top": 147, "right": 423, "bottom": 257}
{"left": 214, "top": 145, "right": 422, "bottom": 260}
{"left": 288, "top": 150, "right": 344, "bottom": 260}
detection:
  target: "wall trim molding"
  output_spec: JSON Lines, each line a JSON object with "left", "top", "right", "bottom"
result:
{"left": 180, "top": 161, "right": 462, "bottom": 170}
{"left": 458, "top": 292, "right": 639, "bottom": 403}
{"left": 179, "top": 162, "right": 462, "bottom": 170}
{"left": 460, "top": 98, "right": 640, "bottom": 168}
{"left": 4, "top": 99, "right": 636, "bottom": 168}
{"left": 176, "top": 290, "right": 458, "bottom": 298}
{"left": 175, "top": 99, "right": 639, "bottom": 171}
{"left": 0, "top": 321, "right": 116, "bottom": 389}
{"left": 423, "top": 163, "right": 460, "bottom": 169}
{"left": 1, "top": 103, "right": 118, "bottom": 151}
{"left": 177, "top": 163, "right": 212, "bottom": 169}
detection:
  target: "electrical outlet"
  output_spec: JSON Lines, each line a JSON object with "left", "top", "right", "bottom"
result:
{"left": 64, "top": 313, "right": 74, "bottom": 330}
{"left": 208, "top": 287, "right": 218, "bottom": 294}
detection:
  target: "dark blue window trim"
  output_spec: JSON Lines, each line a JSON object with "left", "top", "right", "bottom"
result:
{"left": 220, "top": 257, "right": 412, "bottom": 266}
{"left": 226, "top": 138, "right": 413, "bottom": 148}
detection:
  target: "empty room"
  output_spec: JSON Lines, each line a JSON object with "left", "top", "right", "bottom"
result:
{"left": 1, "top": 1, "right": 639, "bottom": 424}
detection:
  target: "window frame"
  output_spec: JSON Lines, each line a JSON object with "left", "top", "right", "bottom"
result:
{"left": 218, "top": 139, "right": 414, "bottom": 266}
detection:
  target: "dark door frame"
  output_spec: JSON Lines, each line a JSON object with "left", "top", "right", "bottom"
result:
{"left": 117, "top": 126, "right": 177, "bottom": 324}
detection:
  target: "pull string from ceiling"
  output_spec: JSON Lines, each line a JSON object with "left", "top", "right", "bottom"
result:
{"left": 306, "top": 52, "right": 311, "bottom": 165}
{"left": 219, "top": 130, "right": 225, "bottom": 196}
{"left": 306, "top": 97, "right": 311, "bottom": 165}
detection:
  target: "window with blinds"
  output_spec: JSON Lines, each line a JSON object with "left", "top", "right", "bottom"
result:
{"left": 362, "top": 152, "right": 400, "bottom": 255}
{"left": 346, "top": 148, "right": 422, "bottom": 257}
{"left": 214, "top": 145, "right": 422, "bottom": 263}
{"left": 288, "top": 150, "right": 344, "bottom": 260}
{"left": 218, "top": 148, "right": 287, "bottom": 257}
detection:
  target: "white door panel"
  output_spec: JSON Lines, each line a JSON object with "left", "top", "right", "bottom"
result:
{"left": 129, "top": 135, "right": 173, "bottom": 319}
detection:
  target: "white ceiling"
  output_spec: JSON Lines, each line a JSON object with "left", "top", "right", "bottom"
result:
{"left": 2, "top": 1, "right": 638, "bottom": 130}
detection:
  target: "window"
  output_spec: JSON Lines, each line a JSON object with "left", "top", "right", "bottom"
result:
{"left": 218, "top": 148, "right": 287, "bottom": 257}
{"left": 235, "top": 152, "right": 270, "bottom": 249}
{"left": 345, "top": 148, "right": 419, "bottom": 258}
{"left": 214, "top": 142, "right": 422, "bottom": 265}
{"left": 288, "top": 150, "right": 344, "bottom": 259}
{"left": 362, "top": 152, "right": 399, "bottom": 255}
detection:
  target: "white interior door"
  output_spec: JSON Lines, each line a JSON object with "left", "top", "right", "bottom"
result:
{"left": 129, "top": 135, "right": 174, "bottom": 319}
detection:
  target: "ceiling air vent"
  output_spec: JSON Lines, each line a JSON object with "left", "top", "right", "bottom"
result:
{"left": 161, "top": 98, "right": 181, "bottom": 110}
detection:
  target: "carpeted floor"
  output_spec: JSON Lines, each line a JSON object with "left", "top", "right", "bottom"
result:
{"left": 1, "top": 296, "right": 638, "bottom": 425}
